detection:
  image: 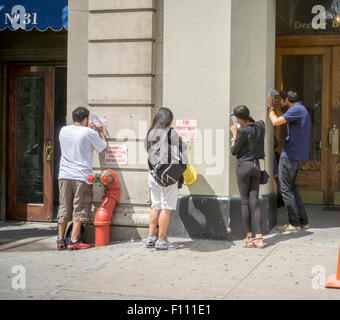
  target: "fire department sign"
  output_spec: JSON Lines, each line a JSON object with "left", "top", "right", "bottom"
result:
{"left": 175, "top": 119, "right": 198, "bottom": 139}
{"left": 105, "top": 144, "right": 128, "bottom": 165}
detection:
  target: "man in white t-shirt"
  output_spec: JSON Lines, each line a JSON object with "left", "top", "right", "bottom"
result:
{"left": 57, "top": 106, "right": 107, "bottom": 250}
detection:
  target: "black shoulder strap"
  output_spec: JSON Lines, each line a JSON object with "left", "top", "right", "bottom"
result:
{"left": 167, "top": 128, "right": 183, "bottom": 164}
{"left": 167, "top": 127, "right": 172, "bottom": 145}
{"left": 167, "top": 128, "right": 172, "bottom": 165}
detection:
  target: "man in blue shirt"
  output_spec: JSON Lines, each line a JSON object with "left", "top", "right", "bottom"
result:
{"left": 268, "top": 87, "right": 311, "bottom": 232}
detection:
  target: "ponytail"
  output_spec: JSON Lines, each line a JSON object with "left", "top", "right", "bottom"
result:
{"left": 233, "top": 105, "right": 255, "bottom": 123}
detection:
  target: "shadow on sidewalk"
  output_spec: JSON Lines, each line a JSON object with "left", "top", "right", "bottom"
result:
{"left": 0, "top": 224, "right": 57, "bottom": 248}
{"left": 0, "top": 237, "right": 56, "bottom": 252}
{"left": 175, "top": 239, "right": 234, "bottom": 252}
{"left": 0, "top": 221, "right": 28, "bottom": 229}
{"left": 264, "top": 229, "right": 314, "bottom": 248}
{"left": 276, "top": 205, "right": 340, "bottom": 229}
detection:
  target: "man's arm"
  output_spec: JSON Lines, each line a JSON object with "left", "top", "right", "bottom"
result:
{"left": 97, "top": 129, "right": 107, "bottom": 144}
{"left": 89, "top": 121, "right": 107, "bottom": 144}
{"left": 268, "top": 97, "right": 287, "bottom": 127}
{"left": 88, "top": 121, "right": 107, "bottom": 152}
{"left": 269, "top": 110, "right": 287, "bottom": 127}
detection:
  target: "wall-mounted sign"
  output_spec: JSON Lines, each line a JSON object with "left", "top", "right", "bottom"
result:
{"left": 0, "top": 0, "right": 68, "bottom": 31}
{"left": 294, "top": 18, "right": 340, "bottom": 30}
{"left": 175, "top": 119, "right": 198, "bottom": 139}
{"left": 105, "top": 144, "right": 128, "bottom": 165}
{"left": 276, "top": 0, "right": 340, "bottom": 36}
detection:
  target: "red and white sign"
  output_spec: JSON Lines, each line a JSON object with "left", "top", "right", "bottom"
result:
{"left": 175, "top": 119, "right": 198, "bottom": 139}
{"left": 105, "top": 144, "right": 128, "bottom": 165}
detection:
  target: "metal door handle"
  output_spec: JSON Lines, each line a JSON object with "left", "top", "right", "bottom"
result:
{"left": 314, "top": 141, "right": 321, "bottom": 151}
{"left": 328, "top": 125, "right": 336, "bottom": 146}
{"left": 332, "top": 127, "right": 339, "bottom": 156}
{"left": 328, "top": 128, "right": 333, "bottom": 146}
{"left": 46, "top": 139, "right": 52, "bottom": 163}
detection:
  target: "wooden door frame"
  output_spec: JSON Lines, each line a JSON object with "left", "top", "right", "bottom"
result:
{"left": 276, "top": 35, "right": 340, "bottom": 48}
{"left": 275, "top": 42, "right": 332, "bottom": 204}
{"left": 7, "top": 65, "right": 53, "bottom": 221}
{"left": 330, "top": 47, "right": 340, "bottom": 205}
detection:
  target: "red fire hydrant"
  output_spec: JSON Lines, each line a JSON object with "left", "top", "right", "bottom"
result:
{"left": 86, "top": 169, "right": 120, "bottom": 247}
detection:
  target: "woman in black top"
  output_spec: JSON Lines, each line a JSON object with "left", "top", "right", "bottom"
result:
{"left": 230, "top": 105, "right": 265, "bottom": 249}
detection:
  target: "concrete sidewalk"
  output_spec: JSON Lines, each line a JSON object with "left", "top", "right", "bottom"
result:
{"left": 1, "top": 205, "right": 340, "bottom": 300}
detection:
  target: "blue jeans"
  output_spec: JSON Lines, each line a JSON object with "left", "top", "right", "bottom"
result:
{"left": 279, "top": 157, "right": 309, "bottom": 226}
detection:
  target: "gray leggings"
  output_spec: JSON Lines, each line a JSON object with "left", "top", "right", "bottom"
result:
{"left": 236, "top": 160, "right": 262, "bottom": 235}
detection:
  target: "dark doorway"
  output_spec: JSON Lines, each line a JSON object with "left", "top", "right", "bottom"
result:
{"left": 53, "top": 66, "right": 67, "bottom": 220}
{"left": 6, "top": 65, "right": 67, "bottom": 221}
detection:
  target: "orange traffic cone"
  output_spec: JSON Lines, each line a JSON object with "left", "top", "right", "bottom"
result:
{"left": 325, "top": 243, "right": 340, "bottom": 289}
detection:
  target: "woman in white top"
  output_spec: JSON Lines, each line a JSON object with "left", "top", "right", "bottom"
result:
{"left": 145, "top": 107, "right": 187, "bottom": 250}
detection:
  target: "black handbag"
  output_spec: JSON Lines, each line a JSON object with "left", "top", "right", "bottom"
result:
{"left": 259, "top": 158, "right": 269, "bottom": 185}
{"left": 260, "top": 170, "right": 269, "bottom": 185}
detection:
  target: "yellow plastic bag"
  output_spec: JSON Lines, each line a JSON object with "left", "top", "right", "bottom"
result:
{"left": 183, "top": 164, "right": 197, "bottom": 185}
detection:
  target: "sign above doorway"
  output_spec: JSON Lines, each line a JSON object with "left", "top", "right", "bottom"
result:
{"left": 276, "top": 0, "right": 340, "bottom": 36}
{"left": 0, "top": 0, "right": 68, "bottom": 31}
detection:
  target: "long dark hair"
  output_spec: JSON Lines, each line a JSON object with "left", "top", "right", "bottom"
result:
{"left": 146, "top": 107, "right": 174, "bottom": 151}
{"left": 233, "top": 105, "right": 255, "bottom": 123}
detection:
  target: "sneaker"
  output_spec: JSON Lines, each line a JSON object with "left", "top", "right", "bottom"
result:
{"left": 155, "top": 238, "right": 179, "bottom": 251}
{"left": 57, "top": 238, "right": 66, "bottom": 250}
{"left": 301, "top": 224, "right": 310, "bottom": 230}
{"left": 67, "top": 240, "right": 91, "bottom": 251}
{"left": 276, "top": 223, "right": 301, "bottom": 232}
{"left": 145, "top": 236, "right": 157, "bottom": 248}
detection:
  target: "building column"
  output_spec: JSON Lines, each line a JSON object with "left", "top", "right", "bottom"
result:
{"left": 229, "top": 0, "right": 276, "bottom": 196}
{"left": 228, "top": 0, "right": 276, "bottom": 239}
{"left": 68, "top": 0, "right": 159, "bottom": 242}
{"left": 67, "top": 0, "right": 89, "bottom": 121}
{"left": 163, "top": 0, "right": 277, "bottom": 240}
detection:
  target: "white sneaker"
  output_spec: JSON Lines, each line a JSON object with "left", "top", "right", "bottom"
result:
{"left": 145, "top": 236, "right": 157, "bottom": 248}
{"left": 155, "top": 238, "right": 179, "bottom": 250}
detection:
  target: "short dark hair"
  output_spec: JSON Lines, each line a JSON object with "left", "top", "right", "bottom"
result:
{"left": 279, "top": 87, "right": 299, "bottom": 103}
{"left": 72, "top": 106, "right": 89, "bottom": 123}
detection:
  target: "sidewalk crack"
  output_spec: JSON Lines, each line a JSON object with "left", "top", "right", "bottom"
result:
{"left": 221, "top": 243, "right": 279, "bottom": 299}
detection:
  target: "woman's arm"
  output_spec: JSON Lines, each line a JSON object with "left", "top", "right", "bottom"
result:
{"left": 231, "top": 129, "right": 247, "bottom": 156}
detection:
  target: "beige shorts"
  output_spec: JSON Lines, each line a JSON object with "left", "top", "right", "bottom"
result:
{"left": 148, "top": 173, "right": 178, "bottom": 211}
{"left": 57, "top": 179, "right": 93, "bottom": 224}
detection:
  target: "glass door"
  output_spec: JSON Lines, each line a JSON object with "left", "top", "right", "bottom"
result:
{"left": 275, "top": 47, "right": 332, "bottom": 204}
{"left": 330, "top": 47, "right": 340, "bottom": 205}
{"left": 7, "top": 65, "right": 53, "bottom": 221}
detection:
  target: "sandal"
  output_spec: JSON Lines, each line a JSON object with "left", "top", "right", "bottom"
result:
{"left": 242, "top": 236, "right": 255, "bottom": 248}
{"left": 252, "top": 237, "right": 265, "bottom": 249}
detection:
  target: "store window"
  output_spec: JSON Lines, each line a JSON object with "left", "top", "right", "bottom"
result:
{"left": 276, "top": 0, "right": 340, "bottom": 35}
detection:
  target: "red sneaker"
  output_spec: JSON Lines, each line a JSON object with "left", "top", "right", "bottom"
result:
{"left": 57, "top": 238, "right": 66, "bottom": 250}
{"left": 67, "top": 240, "right": 92, "bottom": 251}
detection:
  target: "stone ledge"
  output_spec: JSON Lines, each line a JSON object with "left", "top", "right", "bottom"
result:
{"left": 83, "top": 193, "right": 277, "bottom": 242}
{"left": 88, "top": 76, "right": 153, "bottom": 105}
{"left": 168, "top": 193, "right": 277, "bottom": 241}
{"left": 83, "top": 224, "right": 149, "bottom": 244}
{"left": 88, "top": 11, "right": 154, "bottom": 41}
{"left": 89, "top": 0, "right": 155, "bottom": 11}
